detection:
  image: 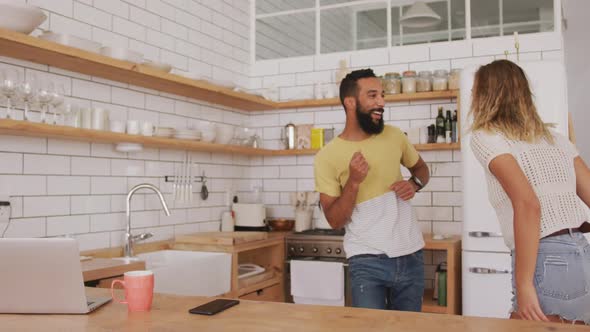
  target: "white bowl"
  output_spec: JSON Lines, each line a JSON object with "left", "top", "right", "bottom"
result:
{"left": 0, "top": 3, "right": 47, "bottom": 34}
{"left": 215, "top": 124, "right": 234, "bottom": 145}
{"left": 39, "top": 32, "right": 101, "bottom": 53}
{"left": 201, "top": 130, "right": 216, "bottom": 143}
{"left": 100, "top": 46, "right": 143, "bottom": 63}
{"left": 142, "top": 60, "right": 172, "bottom": 73}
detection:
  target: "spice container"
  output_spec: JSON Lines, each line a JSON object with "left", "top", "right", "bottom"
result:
{"left": 383, "top": 72, "right": 401, "bottom": 94}
{"left": 448, "top": 69, "right": 461, "bottom": 90}
{"left": 416, "top": 71, "right": 432, "bottom": 92}
{"left": 432, "top": 69, "right": 448, "bottom": 91}
{"left": 402, "top": 70, "right": 417, "bottom": 93}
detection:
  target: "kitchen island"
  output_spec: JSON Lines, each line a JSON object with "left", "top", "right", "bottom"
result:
{"left": 1, "top": 288, "right": 586, "bottom": 331}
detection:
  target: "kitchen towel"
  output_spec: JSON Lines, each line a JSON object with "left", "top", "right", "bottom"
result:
{"left": 291, "top": 260, "right": 344, "bottom": 306}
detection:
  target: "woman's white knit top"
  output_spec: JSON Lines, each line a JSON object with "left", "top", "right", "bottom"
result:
{"left": 470, "top": 130, "right": 587, "bottom": 250}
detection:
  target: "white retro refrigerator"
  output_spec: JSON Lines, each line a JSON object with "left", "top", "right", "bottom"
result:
{"left": 460, "top": 61, "right": 574, "bottom": 318}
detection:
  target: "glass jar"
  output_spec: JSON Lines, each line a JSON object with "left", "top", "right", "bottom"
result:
{"left": 402, "top": 70, "right": 417, "bottom": 94}
{"left": 384, "top": 72, "right": 401, "bottom": 94}
{"left": 416, "top": 71, "right": 432, "bottom": 92}
{"left": 448, "top": 69, "right": 461, "bottom": 90}
{"left": 432, "top": 69, "right": 449, "bottom": 91}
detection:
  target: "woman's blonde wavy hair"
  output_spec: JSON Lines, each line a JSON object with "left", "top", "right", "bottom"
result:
{"left": 469, "top": 59, "right": 553, "bottom": 143}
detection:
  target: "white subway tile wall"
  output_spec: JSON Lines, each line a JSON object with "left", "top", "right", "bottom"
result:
{"left": 0, "top": 0, "right": 563, "bottom": 256}
{"left": 0, "top": 0, "right": 250, "bottom": 250}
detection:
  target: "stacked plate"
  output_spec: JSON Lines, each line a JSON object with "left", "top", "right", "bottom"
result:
{"left": 174, "top": 128, "right": 201, "bottom": 140}
{"left": 155, "top": 127, "right": 175, "bottom": 138}
{"left": 115, "top": 143, "right": 143, "bottom": 152}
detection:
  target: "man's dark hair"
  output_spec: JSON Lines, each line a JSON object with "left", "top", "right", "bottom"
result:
{"left": 339, "top": 68, "right": 376, "bottom": 107}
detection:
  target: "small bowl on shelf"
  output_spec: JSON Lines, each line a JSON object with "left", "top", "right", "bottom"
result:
{"left": 141, "top": 60, "right": 172, "bottom": 73}
{"left": 267, "top": 218, "right": 294, "bottom": 232}
{"left": 100, "top": 46, "right": 143, "bottom": 63}
{"left": 0, "top": 3, "right": 47, "bottom": 35}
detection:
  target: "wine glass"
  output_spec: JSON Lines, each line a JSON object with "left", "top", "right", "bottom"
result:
{"left": 62, "top": 102, "right": 80, "bottom": 127}
{"left": 49, "top": 83, "right": 65, "bottom": 125}
{"left": 0, "top": 67, "right": 19, "bottom": 120}
{"left": 36, "top": 79, "right": 53, "bottom": 124}
{"left": 17, "top": 74, "right": 37, "bottom": 122}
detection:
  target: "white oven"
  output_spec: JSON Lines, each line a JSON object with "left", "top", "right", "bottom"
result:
{"left": 284, "top": 231, "right": 352, "bottom": 306}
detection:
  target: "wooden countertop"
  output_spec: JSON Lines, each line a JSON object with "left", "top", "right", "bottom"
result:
{"left": 0, "top": 288, "right": 584, "bottom": 331}
{"left": 81, "top": 258, "right": 145, "bottom": 282}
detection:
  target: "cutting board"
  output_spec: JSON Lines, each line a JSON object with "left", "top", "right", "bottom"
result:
{"left": 175, "top": 232, "right": 268, "bottom": 246}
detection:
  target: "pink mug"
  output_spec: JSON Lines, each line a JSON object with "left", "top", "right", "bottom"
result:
{"left": 111, "top": 270, "right": 154, "bottom": 312}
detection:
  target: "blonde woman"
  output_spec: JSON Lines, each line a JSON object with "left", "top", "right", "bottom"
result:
{"left": 469, "top": 60, "right": 590, "bottom": 325}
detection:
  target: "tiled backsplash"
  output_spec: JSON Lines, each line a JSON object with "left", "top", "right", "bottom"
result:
{"left": 0, "top": 1, "right": 564, "bottom": 255}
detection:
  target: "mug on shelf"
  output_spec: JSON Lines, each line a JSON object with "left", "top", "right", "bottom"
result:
{"left": 91, "top": 107, "right": 108, "bottom": 130}
{"left": 141, "top": 121, "right": 154, "bottom": 136}
{"left": 80, "top": 108, "right": 92, "bottom": 129}
{"left": 110, "top": 120, "right": 125, "bottom": 133}
{"left": 126, "top": 120, "right": 140, "bottom": 135}
{"left": 111, "top": 270, "right": 154, "bottom": 312}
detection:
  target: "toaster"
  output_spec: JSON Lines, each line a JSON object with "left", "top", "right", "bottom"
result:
{"left": 232, "top": 203, "right": 266, "bottom": 228}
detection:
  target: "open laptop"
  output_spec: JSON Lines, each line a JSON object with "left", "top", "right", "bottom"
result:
{"left": 0, "top": 238, "right": 111, "bottom": 314}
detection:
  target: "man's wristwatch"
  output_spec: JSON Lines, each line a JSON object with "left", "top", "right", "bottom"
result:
{"left": 409, "top": 176, "right": 424, "bottom": 192}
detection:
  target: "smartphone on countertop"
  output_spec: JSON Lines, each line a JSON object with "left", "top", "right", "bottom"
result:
{"left": 188, "top": 299, "right": 240, "bottom": 316}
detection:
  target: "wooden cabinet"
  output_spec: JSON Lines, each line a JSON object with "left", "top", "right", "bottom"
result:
{"left": 239, "top": 283, "right": 283, "bottom": 302}
{"left": 81, "top": 258, "right": 145, "bottom": 288}
{"left": 422, "top": 234, "right": 462, "bottom": 315}
{"left": 173, "top": 232, "right": 286, "bottom": 303}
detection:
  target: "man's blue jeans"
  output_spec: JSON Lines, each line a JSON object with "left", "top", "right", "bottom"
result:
{"left": 348, "top": 250, "right": 424, "bottom": 311}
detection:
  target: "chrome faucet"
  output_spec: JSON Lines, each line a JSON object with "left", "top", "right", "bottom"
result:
{"left": 124, "top": 183, "right": 170, "bottom": 258}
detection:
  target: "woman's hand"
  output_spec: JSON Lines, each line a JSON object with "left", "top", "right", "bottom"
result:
{"left": 516, "top": 283, "right": 549, "bottom": 322}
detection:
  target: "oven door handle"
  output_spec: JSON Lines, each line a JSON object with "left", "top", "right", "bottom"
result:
{"left": 285, "top": 260, "right": 349, "bottom": 267}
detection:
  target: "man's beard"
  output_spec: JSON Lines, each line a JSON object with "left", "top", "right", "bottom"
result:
{"left": 356, "top": 104, "right": 384, "bottom": 135}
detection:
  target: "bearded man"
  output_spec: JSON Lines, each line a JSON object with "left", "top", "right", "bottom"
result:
{"left": 314, "top": 68, "right": 430, "bottom": 311}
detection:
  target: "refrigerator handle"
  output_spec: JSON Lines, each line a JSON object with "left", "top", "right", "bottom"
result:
{"left": 468, "top": 231, "right": 503, "bottom": 238}
{"left": 469, "top": 267, "right": 510, "bottom": 274}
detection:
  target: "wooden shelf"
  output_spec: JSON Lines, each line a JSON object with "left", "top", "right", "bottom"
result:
{"left": 276, "top": 90, "right": 458, "bottom": 109}
{"left": 0, "top": 28, "right": 275, "bottom": 111}
{"left": 0, "top": 119, "right": 314, "bottom": 156}
{"left": 414, "top": 142, "right": 460, "bottom": 151}
{"left": 0, "top": 120, "right": 459, "bottom": 155}
{"left": 0, "top": 29, "right": 458, "bottom": 111}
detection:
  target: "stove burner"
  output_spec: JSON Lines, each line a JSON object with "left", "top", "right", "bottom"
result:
{"left": 294, "top": 228, "right": 345, "bottom": 236}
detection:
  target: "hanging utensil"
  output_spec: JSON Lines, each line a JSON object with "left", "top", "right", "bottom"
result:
{"left": 188, "top": 153, "right": 193, "bottom": 202}
{"left": 200, "top": 171, "right": 209, "bottom": 200}
{"left": 173, "top": 162, "right": 178, "bottom": 202}
{"left": 180, "top": 152, "right": 187, "bottom": 202}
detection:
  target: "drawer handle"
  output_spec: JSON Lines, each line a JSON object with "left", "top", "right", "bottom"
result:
{"left": 468, "top": 231, "right": 503, "bottom": 238}
{"left": 469, "top": 267, "right": 510, "bottom": 274}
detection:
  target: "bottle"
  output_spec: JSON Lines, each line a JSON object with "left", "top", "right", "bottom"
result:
{"left": 435, "top": 107, "right": 445, "bottom": 143}
{"left": 335, "top": 59, "right": 348, "bottom": 84}
{"left": 451, "top": 110, "right": 458, "bottom": 143}
{"left": 221, "top": 211, "right": 234, "bottom": 232}
{"left": 444, "top": 110, "right": 452, "bottom": 143}
{"left": 437, "top": 262, "right": 448, "bottom": 306}
{"left": 427, "top": 124, "right": 436, "bottom": 143}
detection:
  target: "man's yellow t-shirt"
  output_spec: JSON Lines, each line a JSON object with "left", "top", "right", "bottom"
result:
{"left": 314, "top": 125, "right": 419, "bottom": 204}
